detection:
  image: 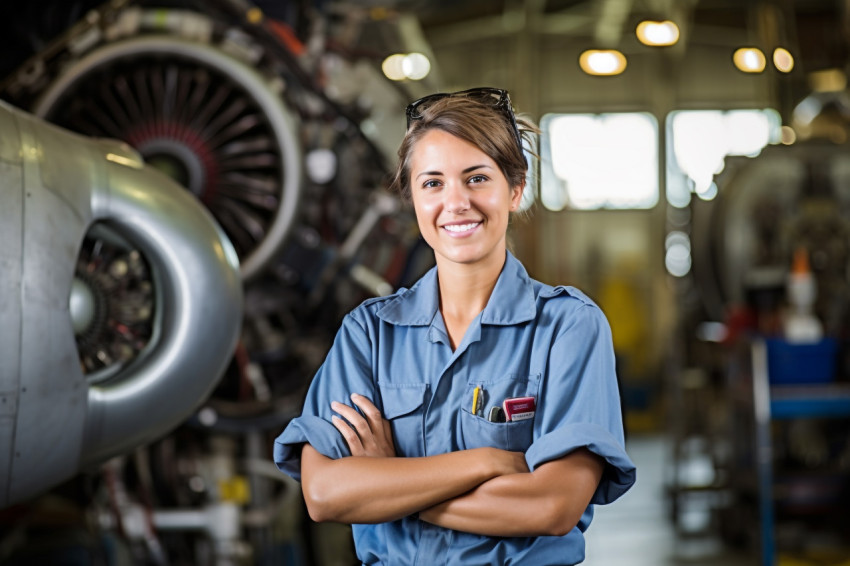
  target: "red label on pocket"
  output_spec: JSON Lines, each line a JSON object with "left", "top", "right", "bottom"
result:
{"left": 502, "top": 396, "right": 536, "bottom": 422}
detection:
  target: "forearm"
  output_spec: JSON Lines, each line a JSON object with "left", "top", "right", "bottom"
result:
{"left": 420, "top": 449, "right": 604, "bottom": 537}
{"left": 301, "top": 444, "right": 515, "bottom": 524}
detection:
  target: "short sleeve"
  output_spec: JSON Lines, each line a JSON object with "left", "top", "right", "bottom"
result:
{"left": 525, "top": 304, "right": 636, "bottom": 505}
{"left": 273, "top": 313, "right": 376, "bottom": 481}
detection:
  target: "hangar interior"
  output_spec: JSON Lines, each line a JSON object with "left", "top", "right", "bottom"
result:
{"left": 1, "top": 0, "right": 850, "bottom": 564}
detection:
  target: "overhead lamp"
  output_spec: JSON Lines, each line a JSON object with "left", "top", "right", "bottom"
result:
{"left": 402, "top": 53, "right": 431, "bottom": 80}
{"left": 636, "top": 20, "right": 680, "bottom": 47}
{"left": 773, "top": 47, "right": 794, "bottom": 73}
{"left": 382, "top": 54, "right": 406, "bottom": 81}
{"left": 732, "top": 47, "right": 766, "bottom": 73}
{"left": 579, "top": 50, "right": 627, "bottom": 76}
{"left": 381, "top": 52, "right": 431, "bottom": 81}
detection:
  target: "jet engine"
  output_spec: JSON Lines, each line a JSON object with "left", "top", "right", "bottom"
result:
{"left": 0, "top": 100, "right": 243, "bottom": 508}
{"left": 4, "top": 3, "right": 305, "bottom": 283}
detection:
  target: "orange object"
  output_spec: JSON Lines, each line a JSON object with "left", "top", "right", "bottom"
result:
{"left": 791, "top": 247, "right": 810, "bottom": 275}
{"left": 268, "top": 19, "right": 306, "bottom": 56}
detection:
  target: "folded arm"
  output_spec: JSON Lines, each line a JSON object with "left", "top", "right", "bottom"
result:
{"left": 419, "top": 448, "right": 604, "bottom": 537}
{"left": 301, "top": 445, "right": 527, "bottom": 524}
{"left": 300, "top": 393, "right": 602, "bottom": 535}
{"left": 300, "top": 394, "right": 528, "bottom": 524}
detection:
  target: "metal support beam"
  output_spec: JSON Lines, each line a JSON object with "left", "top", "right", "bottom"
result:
{"left": 595, "top": 0, "right": 634, "bottom": 47}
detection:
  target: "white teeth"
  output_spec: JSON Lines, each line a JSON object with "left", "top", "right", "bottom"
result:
{"left": 443, "top": 222, "right": 479, "bottom": 233}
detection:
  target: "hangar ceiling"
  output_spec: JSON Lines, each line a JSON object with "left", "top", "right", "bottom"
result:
{"left": 0, "top": 0, "right": 847, "bottom": 88}
{"left": 407, "top": 0, "right": 848, "bottom": 75}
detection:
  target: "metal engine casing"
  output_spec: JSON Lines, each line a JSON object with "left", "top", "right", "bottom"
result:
{"left": 0, "top": 100, "right": 243, "bottom": 507}
{"left": 4, "top": 4, "right": 306, "bottom": 284}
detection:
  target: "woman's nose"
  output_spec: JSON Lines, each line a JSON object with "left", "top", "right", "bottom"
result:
{"left": 444, "top": 182, "right": 470, "bottom": 214}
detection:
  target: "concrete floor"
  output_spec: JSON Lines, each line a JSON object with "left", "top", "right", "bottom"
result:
{"left": 583, "top": 434, "right": 756, "bottom": 566}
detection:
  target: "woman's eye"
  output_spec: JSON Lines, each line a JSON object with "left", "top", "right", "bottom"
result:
{"left": 422, "top": 179, "right": 442, "bottom": 189}
{"left": 468, "top": 174, "right": 488, "bottom": 184}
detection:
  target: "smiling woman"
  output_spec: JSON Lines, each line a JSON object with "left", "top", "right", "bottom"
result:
{"left": 274, "top": 87, "right": 636, "bottom": 566}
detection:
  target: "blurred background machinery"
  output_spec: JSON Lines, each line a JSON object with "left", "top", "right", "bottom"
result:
{"left": 667, "top": 110, "right": 850, "bottom": 560}
{"left": 0, "top": 0, "right": 432, "bottom": 564}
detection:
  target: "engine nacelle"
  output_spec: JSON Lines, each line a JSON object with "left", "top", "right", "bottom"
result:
{"left": 0, "top": 100, "right": 243, "bottom": 507}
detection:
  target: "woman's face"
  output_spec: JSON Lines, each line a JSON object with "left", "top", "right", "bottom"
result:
{"left": 409, "top": 129, "right": 523, "bottom": 270}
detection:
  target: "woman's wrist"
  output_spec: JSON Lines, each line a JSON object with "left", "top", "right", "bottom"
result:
{"left": 472, "top": 447, "right": 507, "bottom": 480}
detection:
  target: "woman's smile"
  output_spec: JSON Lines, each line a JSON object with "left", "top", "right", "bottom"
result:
{"left": 442, "top": 221, "right": 482, "bottom": 236}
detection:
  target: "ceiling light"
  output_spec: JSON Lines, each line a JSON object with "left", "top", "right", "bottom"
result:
{"left": 402, "top": 53, "right": 431, "bottom": 80}
{"left": 382, "top": 52, "right": 431, "bottom": 81}
{"left": 636, "top": 20, "right": 680, "bottom": 47}
{"left": 780, "top": 125, "right": 796, "bottom": 145}
{"left": 732, "top": 47, "right": 766, "bottom": 73}
{"left": 579, "top": 50, "right": 627, "bottom": 76}
{"left": 773, "top": 47, "right": 794, "bottom": 73}
{"left": 382, "top": 54, "right": 407, "bottom": 81}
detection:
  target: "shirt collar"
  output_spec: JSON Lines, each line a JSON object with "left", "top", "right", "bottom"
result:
{"left": 376, "top": 250, "right": 537, "bottom": 326}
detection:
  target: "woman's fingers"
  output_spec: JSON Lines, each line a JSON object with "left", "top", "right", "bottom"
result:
{"left": 331, "top": 395, "right": 396, "bottom": 458}
{"left": 350, "top": 394, "right": 387, "bottom": 446}
{"left": 382, "top": 417, "right": 393, "bottom": 443}
{"left": 350, "top": 394, "right": 396, "bottom": 457}
{"left": 331, "top": 400, "right": 373, "bottom": 440}
{"left": 331, "top": 415, "right": 364, "bottom": 455}
{"left": 350, "top": 394, "right": 383, "bottom": 430}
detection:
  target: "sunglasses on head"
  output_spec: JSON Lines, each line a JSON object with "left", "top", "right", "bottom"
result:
{"left": 404, "top": 87, "right": 523, "bottom": 153}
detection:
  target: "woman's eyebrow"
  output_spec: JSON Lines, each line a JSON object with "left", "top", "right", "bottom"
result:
{"left": 415, "top": 164, "right": 492, "bottom": 179}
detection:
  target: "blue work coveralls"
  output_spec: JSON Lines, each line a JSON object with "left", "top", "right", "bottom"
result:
{"left": 275, "top": 251, "right": 636, "bottom": 565}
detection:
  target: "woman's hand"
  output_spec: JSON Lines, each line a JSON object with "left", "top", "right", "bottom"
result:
{"left": 487, "top": 447, "right": 530, "bottom": 476}
{"left": 331, "top": 394, "right": 396, "bottom": 458}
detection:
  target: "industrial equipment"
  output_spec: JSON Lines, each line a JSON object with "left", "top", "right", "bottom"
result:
{"left": 0, "top": 1, "right": 426, "bottom": 563}
{"left": 671, "top": 132, "right": 850, "bottom": 558}
{"left": 0, "top": 99, "right": 243, "bottom": 509}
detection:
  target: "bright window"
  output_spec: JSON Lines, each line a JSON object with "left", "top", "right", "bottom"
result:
{"left": 666, "top": 109, "right": 782, "bottom": 207}
{"left": 540, "top": 112, "right": 659, "bottom": 210}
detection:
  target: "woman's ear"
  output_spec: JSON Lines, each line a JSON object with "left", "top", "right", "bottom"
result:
{"left": 510, "top": 180, "right": 526, "bottom": 211}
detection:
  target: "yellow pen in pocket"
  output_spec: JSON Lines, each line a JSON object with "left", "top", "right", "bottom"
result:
{"left": 471, "top": 386, "right": 481, "bottom": 416}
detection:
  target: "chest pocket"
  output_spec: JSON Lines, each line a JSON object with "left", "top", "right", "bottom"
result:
{"left": 460, "top": 373, "right": 541, "bottom": 452}
{"left": 378, "top": 382, "right": 428, "bottom": 458}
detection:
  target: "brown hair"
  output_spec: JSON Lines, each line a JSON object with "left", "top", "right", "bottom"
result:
{"left": 389, "top": 95, "right": 534, "bottom": 201}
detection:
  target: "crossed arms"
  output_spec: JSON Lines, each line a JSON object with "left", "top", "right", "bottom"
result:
{"left": 300, "top": 394, "right": 604, "bottom": 537}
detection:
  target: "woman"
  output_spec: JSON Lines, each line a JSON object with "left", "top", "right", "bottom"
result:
{"left": 274, "top": 87, "right": 636, "bottom": 565}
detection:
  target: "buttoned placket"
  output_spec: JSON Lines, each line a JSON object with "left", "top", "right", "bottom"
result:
{"left": 413, "top": 310, "right": 485, "bottom": 565}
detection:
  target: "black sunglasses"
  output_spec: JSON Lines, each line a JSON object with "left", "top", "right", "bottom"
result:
{"left": 404, "top": 87, "right": 523, "bottom": 153}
